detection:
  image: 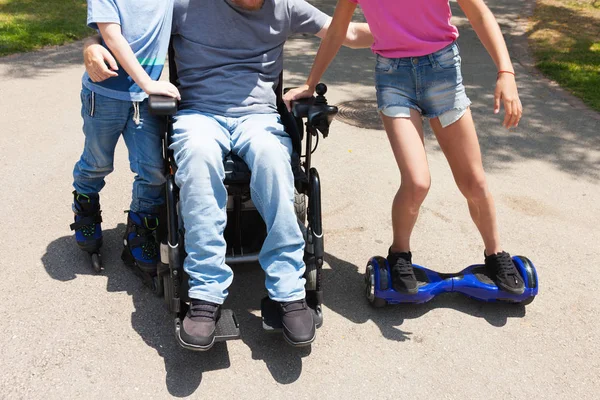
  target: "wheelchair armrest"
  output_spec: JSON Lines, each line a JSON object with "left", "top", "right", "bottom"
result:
{"left": 148, "top": 95, "right": 178, "bottom": 116}
{"left": 290, "top": 97, "right": 315, "bottom": 120}
{"left": 288, "top": 83, "right": 338, "bottom": 137}
{"left": 292, "top": 83, "right": 338, "bottom": 136}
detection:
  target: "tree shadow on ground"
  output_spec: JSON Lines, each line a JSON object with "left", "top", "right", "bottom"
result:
{"left": 0, "top": 40, "right": 85, "bottom": 80}
{"left": 5, "top": 0, "right": 598, "bottom": 177}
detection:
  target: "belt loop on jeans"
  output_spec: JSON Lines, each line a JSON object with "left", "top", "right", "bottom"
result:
{"left": 427, "top": 53, "right": 436, "bottom": 66}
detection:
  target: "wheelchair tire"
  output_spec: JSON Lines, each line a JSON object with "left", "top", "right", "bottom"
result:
{"left": 304, "top": 258, "right": 318, "bottom": 291}
{"left": 163, "top": 273, "right": 175, "bottom": 313}
{"left": 294, "top": 190, "right": 306, "bottom": 224}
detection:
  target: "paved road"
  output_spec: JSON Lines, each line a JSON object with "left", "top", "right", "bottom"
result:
{"left": 1, "top": 0, "right": 599, "bottom": 398}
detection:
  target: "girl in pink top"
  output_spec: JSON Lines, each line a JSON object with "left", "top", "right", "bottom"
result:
{"left": 285, "top": 0, "right": 525, "bottom": 295}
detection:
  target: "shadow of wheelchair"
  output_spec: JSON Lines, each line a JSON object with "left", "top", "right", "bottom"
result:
{"left": 41, "top": 224, "right": 312, "bottom": 394}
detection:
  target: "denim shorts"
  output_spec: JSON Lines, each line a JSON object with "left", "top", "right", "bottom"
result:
{"left": 375, "top": 42, "right": 471, "bottom": 128}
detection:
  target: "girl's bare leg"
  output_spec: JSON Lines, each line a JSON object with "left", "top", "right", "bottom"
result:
{"left": 381, "top": 109, "right": 430, "bottom": 253}
{"left": 429, "top": 108, "right": 501, "bottom": 255}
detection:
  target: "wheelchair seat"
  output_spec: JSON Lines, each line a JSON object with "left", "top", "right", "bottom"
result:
{"left": 224, "top": 154, "right": 251, "bottom": 185}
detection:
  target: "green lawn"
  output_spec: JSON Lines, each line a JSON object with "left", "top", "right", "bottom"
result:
{"left": 529, "top": 0, "right": 600, "bottom": 111}
{"left": 0, "top": 0, "right": 91, "bottom": 57}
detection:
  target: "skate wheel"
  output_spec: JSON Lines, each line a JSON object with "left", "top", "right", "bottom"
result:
{"left": 520, "top": 296, "right": 535, "bottom": 306}
{"left": 91, "top": 253, "right": 103, "bottom": 273}
{"left": 370, "top": 296, "right": 387, "bottom": 308}
{"left": 151, "top": 275, "right": 164, "bottom": 297}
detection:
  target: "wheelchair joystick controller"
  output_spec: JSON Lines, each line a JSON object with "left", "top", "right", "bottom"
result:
{"left": 314, "top": 83, "right": 328, "bottom": 105}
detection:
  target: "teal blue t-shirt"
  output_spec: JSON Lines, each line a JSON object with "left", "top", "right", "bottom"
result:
{"left": 82, "top": 0, "right": 174, "bottom": 102}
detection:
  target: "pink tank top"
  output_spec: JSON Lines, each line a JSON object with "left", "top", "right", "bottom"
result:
{"left": 347, "top": 0, "right": 459, "bottom": 58}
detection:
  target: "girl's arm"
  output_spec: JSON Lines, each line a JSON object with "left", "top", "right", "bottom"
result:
{"left": 458, "top": 0, "right": 522, "bottom": 128}
{"left": 316, "top": 20, "right": 373, "bottom": 50}
{"left": 97, "top": 23, "right": 180, "bottom": 99}
{"left": 283, "top": 0, "right": 357, "bottom": 109}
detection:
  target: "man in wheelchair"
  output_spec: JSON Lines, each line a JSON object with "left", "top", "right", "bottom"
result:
{"left": 85, "top": 0, "right": 372, "bottom": 350}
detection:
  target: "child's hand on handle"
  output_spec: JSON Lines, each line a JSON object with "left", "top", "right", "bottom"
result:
{"left": 142, "top": 81, "right": 181, "bottom": 100}
{"left": 283, "top": 84, "right": 315, "bottom": 112}
{"left": 494, "top": 71, "right": 523, "bottom": 129}
{"left": 84, "top": 43, "right": 119, "bottom": 82}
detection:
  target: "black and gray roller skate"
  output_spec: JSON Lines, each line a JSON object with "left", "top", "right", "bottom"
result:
{"left": 70, "top": 191, "right": 103, "bottom": 272}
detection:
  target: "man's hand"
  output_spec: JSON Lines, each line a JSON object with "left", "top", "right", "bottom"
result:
{"left": 494, "top": 73, "right": 522, "bottom": 129}
{"left": 84, "top": 42, "right": 119, "bottom": 82}
{"left": 283, "top": 84, "right": 314, "bottom": 112}
{"left": 142, "top": 81, "right": 181, "bottom": 100}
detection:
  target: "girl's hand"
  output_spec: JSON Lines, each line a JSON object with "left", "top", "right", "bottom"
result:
{"left": 494, "top": 73, "right": 523, "bottom": 129}
{"left": 142, "top": 81, "right": 181, "bottom": 100}
{"left": 283, "top": 84, "right": 315, "bottom": 112}
{"left": 84, "top": 44, "right": 119, "bottom": 82}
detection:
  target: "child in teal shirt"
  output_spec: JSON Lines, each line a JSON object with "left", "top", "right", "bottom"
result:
{"left": 72, "top": 0, "right": 178, "bottom": 273}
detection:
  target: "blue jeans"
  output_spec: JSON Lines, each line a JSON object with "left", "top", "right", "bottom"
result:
{"left": 73, "top": 87, "right": 165, "bottom": 213}
{"left": 170, "top": 109, "right": 306, "bottom": 304}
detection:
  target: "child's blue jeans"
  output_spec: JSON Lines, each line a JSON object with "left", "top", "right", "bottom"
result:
{"left": 73, "top": 87, "right": 165, "bottom": 214}
{"left": 170, "top": 109, "right": 306, "bottom": 304}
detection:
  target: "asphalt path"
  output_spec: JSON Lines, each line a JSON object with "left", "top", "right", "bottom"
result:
{"left": 1, "top": 0, "right": 599, "bottom": 398}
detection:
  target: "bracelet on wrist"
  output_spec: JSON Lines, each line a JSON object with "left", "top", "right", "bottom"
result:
{"left": 497, "top": 70, "right": 515, "bottom": 77}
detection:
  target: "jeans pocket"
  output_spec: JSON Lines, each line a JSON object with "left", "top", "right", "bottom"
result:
{"left": 81, "top": 88, "right": 95, "bottom": 117}
{"left": 375, "top": 54, "right": 393, "bottom": 73}
{"left": 435, "top": 46, "right": 461, "bottom": 70}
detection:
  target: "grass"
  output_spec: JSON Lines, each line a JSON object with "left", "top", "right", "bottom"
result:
{"left": 0, "top": 0, "right": 92, "bottom": 57}
{"left": 528, "top": 0, "right": 600, "bottom": 111}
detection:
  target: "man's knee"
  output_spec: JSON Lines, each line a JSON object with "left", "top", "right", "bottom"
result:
{"left": 172, "top": 114, "right": 227, "bottom": 169}
{"left": 246, "top": 134, "right": 292, "bottom": 172}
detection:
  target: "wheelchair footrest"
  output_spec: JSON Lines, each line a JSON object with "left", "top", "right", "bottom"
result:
{"left": 261, "top": 297, "right": 323, "bottom": 332}
{"left": 214, "top": 309, "right": 241, "bottom": 341}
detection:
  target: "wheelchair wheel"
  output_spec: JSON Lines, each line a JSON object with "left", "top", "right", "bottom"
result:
{"left": 304, "top": 257, "right": 317, "bottom": 291}
{"left": 294, "top": 189, "right": 306, "bottom": 224}
{"left": 163, "top": 272, "right": 175, "bottom": 312}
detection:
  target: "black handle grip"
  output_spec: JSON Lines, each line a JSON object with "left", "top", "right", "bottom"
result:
{"left": 149, "top": 95, "right": 178, "bottom": 116}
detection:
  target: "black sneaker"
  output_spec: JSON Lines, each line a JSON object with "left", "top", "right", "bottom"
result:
{"left": 277, "top": 299, "right": 316, "bottom": 347}
{"left": 485, "top": 251, "right": 525, "bottom": 295}
{"left": 388, "top": 250, "right": 418, "bottom": 294}
{"left": 180, "top": 300, "right": 221, "bottom": 350}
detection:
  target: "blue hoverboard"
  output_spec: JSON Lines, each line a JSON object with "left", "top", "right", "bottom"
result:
{"left": 365, "top": 255, "right": 538, "bottom": 307}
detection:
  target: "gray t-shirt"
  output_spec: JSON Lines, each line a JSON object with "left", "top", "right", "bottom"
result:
{"left": 172, "top": 0, "right": 328, "bottom": 116}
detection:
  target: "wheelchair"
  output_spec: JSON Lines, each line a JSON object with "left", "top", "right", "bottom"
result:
{"left": 147, "top": 46, "right": 338, "bottom": 350}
